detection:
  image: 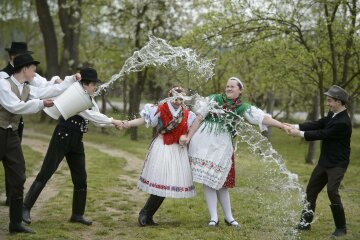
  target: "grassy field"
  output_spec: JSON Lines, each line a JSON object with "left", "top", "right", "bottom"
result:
{"left": 0, "top": 113, "right": 359, "bottom": 240}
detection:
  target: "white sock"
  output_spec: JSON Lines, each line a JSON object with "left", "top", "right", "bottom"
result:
{"left": 217, "top": 188, "right": 235, "bottom": 222}
{"left": 203, "top": 184, "right": 218, "bottom": 222}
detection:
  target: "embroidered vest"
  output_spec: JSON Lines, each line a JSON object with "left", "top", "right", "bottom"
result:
{"left": 158, "top": 103, "right": 189, "bottom": 145}
{"left": 0, "top": 78, "right": 30, "bottom": 130}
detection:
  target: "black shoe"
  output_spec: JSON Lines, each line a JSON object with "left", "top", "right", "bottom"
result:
{"left": 138, "top": 209, "right": 148, "bottom": 226}
{"left": 332, "top": 227, "right": 347, "bottom": 237}
{"left": 225, "top": 219, "right": 240, "bottom": 228}
{"left": 208, "top": 220, "right": 219, "bottom": 227}
{"left": 22, "top": 206, "right": 31, "bottom": 224}
{"left": 9, "top": 222, "right": 35, "bottom": 234}
{"left": 70, "top": 215, "right": 92, "bottom": 225}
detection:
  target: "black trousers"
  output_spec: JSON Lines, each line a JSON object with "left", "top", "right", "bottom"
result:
{"left": 4, "top": 119, "right": 23, "bottom": 200}
{"left": 34, "top": 125, "right": 87, "bottom": 190}
{"left": 306, "top": 164, "right": 346, "bottom": 206}
{"left": 0, "top": 128, "right": 26, "bottom": 200}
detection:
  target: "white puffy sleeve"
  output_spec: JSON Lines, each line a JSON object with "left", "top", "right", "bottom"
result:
{"left": 243, "top": 106, "right": 271, "bottom": 132}
{"left": 187, "top": 111, "right": 196, "bottom": 129}
{"left": 140, "top": 104, "right": 159, "bottom": 128}
{"left": 194, "top": 96, "right": 211, "bottom": 118}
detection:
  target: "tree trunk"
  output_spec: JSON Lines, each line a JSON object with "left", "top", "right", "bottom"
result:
{"left": 348, "top": 99, "right": 356, "bottom": 127}
{"left": 58, "top": 0, "right": 82, "bottom": 77}
{"left": 263, "top": 90, "right": 275, "bottom": 141}
{"left": 35, "top": 0, "right": 59, "bottom": 122}
{"left": 35, "top": 0, "right": 59, "bottom": 78}
{"left": 128, "top": 71, "right": 147, "bottom": 140}
{"left": 305, "top": 93, "right": 320, "bottom": 164}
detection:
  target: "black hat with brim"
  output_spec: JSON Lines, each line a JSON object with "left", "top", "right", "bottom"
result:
{"left": 80, "top": 67, "right": 102, "bottom": 83}
{"left": 13, "top": 53, "right": 40, "bottom": 71}
{"left": 5, "top": 41, "right": 33, "bottom": 54}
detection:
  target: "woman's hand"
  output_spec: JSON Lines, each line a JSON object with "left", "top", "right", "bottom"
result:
{"left": 179, "top": 135, "right": 188, "bottom": 146}
{"left": 113, "top": 120, "right": 130, "bottom": 130}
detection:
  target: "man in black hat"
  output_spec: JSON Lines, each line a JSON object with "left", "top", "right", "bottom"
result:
{"left": 286, "top": 85, "right": 352, "bottom": 237}
{"left": 22, "top": 67, "right": 123, "bottom": 228}
{"left": 0, "top": 53, "right": 80, "bottom": 234}
{"left": 1, "top": 41, "right": 62, "bottom": 84}
{"left": 1, "top": 42, "right": 62, "bottom": 206}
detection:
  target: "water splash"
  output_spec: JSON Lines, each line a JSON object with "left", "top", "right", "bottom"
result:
{"left": 95, "top": 35, "right": 215, "bottom": 96}
{"left": 190, "top": 95, "right": 306, "bottom": 239}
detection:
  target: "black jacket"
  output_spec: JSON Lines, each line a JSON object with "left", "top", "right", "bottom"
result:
{"left": 1, "top": 62, "right": 14, "bottom": 76}
{"left": 299, "top": 110, "right": 352, "bottom": 169}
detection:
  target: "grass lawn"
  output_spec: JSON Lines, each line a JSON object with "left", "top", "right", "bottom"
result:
{"left": 0, "top": 113, "right": 359, "bottom": 239}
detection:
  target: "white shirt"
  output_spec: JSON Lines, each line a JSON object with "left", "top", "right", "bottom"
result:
{"left": 0, "top": 75, "right": 76, "bottom": 115}
{"left": 0, "top": 68, "right": 59, "bottom": 87}
{"left": 78, "top": 98, "right": 113, "bottom": 127}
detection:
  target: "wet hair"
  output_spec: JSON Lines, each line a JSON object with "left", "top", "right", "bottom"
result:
{"left": 168, "top": 86, "right": 186, "bottom": 97}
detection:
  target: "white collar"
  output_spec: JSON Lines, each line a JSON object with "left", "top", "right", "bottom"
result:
{"left": 10, "top": 75, "right": 25, "bottom": 87}
{"left": 332, "top": 108, "right": 346, "bottom": 118}
{"left": 166, "top": 101, "right": 181, "bottom": 117}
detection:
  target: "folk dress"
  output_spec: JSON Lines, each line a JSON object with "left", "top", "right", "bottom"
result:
{"left": 189, "top": 93, "right": 270, "bottom": 190}
{"left": 137, "top": 101, "right": 196, "bottom": 198}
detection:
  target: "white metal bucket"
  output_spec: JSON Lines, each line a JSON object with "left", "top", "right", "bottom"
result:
{"left": 43, "top": 81, "right": 93, "bottom": 120}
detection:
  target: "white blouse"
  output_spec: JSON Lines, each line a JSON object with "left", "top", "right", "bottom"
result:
{"left": 140, "top": 102, "right": 196, "bottom": 129}
{"left": 195, "top": 96, "right": 271, "bottom": 132}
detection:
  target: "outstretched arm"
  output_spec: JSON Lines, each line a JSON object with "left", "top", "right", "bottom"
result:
{"left": 262, "top": 116, "right": 292, "bottom": 133}
{"left": 116, "top": 117, "right": 146, "bottom": 130}
{"left": 127, "top": 117, "right": 146, "bottom": 127}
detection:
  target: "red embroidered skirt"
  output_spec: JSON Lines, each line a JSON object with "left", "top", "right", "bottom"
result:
{"left": 222, "top": 153, "right": 235, "bottom": 188}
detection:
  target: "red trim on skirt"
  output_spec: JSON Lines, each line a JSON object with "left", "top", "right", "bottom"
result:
{"left": 222, "top": 153, "right": 235, "bottom": 188}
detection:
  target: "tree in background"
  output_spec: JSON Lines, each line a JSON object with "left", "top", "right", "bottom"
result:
{"left": 35, "top": 0, "right": 82, "bottom": 78}
{"left": 181, "top": 0, "right": 359, "bottom": 163}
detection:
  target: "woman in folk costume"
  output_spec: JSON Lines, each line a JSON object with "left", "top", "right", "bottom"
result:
{"left": 182, "top": 77, "right": 291, "bottom": 227}
{"left": 121, "top": 87, "right": 196, "bottom": 226}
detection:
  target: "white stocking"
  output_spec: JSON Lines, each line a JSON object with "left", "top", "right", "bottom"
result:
{"left": 203, "top": 184, "right": 218, "bottom": 222}
{"left": 217, "top": 187, "right": 235, "bottom": 222}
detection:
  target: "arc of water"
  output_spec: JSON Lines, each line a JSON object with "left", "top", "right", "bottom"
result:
{"left": 95, "top": 35, "right": 215, "bottom": 96}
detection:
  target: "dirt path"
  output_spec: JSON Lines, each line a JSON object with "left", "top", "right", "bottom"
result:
{"left": 0, "top": 138, "right": 68, "bottom": 227}
{"left": 1, "top": 130, "right": 145, "bottom": 238}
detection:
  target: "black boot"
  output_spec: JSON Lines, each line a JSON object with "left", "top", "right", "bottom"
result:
{"left": 138, "top": 208, "right": 150, "bottom": 226}
{"left": 9, "top": 198, "right": 35, "bottom": 234}
{"left": 70, "top": 189, "right": 92, "bottom": 225}
{"left": 295, "top": 202, "right": 315, "bottom": 231}
{"left": 138, "top": 195, "right": 165, "bottom": 226}
{"left": 23, "top": 181, "right": 45, "bottom": 224}
{"left": 147, "top": 195, "right": 165, "bottom": 225}
{"left": 330, "top": 204, "right": 347, "bottom": 237}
